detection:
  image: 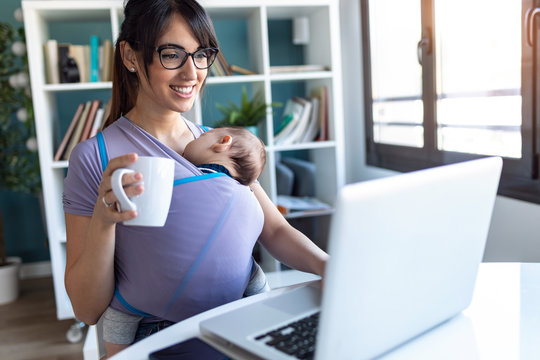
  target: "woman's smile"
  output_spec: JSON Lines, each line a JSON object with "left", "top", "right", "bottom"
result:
{"left": 170, "top": 85, "right": 195, "bottom": 98}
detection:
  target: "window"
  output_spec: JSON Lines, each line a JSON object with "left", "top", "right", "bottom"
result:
{"left": 361, "top": 0, "right": 540, "bottom": 203}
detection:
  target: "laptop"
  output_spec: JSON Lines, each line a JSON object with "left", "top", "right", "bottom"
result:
{"left": 199, "top": 157, "right": 502, "bottom": 360}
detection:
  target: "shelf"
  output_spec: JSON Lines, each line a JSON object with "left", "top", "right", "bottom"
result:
{"left": 269, "top": 71, "right": 333, "bottom": 82}
{"left": 207, "top": 75, "right": 265, "bottom": 84}
{"left": 52, "top": 160, "right": 69, "bottom": 169}
{"left": 43, "top": 82, "right": 112, "bottom": 92}
{"left": 30, "top": 7, "right": 114, "bottom": 22}
{"left": 24, "top": 0, "right": 344, "bottom": 326}
{"left": 266, "top": 4, "right": 329, "bottom": 18}
{"left": 284, "top": 208, "right": 334, "bottom": 219}
{"left": 271, "top": 140, "right": 336, "bottom": 152}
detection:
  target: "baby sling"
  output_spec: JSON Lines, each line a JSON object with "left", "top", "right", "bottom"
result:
{"left": 97, "top": 117, "right": 264, "bottom": 322}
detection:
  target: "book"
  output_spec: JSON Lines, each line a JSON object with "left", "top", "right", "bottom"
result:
{"left": 54, "top": 103, "right": 84, "bottom": 161}
{"left": 276, "top": 195, "right": 331, "bottom": 216}
{"left": 273, "top": 98, "right": 305, "bottom": 145}
{"left": 269, "top": 64, "right": 329, "bottom": 74}
{"left": 210, "top": 54, "right": 226, "bottom": 76}
{"left": 321, "top": 87, "right": 329, "bottom": 140}
{"left": 311, "top": 86, "right": 328, "bottom": 141}
{"left": 301, "top": 97, "right": 319, "bottom": 143}
{"left": 58, "top": 43, "right": 80, "bottom": 83}
{"left": 43, "top": 39, "right": 60, "bottom": 84}
{"left": 90, "top": 35, "right": 99, "bottom": 82}
{"left": 90, "top": 98, "right": 112, "bottom": 137}
{"left": 101, "top": 39, "right": 113, "bottom": 82}
{"left": 58, "top": 43, "right": 70, "bottom": 83}
{"left": 278, "top": 97, "right": 313, "bottom": 146}
{"left": 216, "top": 51, "right": 232, "bottom": 75}
{"left": 63, "top": 100, "right": 92, "bottom": 160}
{"left": 274, "top": 99, "right": 299, "bottom": 134}
{"left": 98, "top": 44, "right": 104, "bottom": 81}
{"left": 80, "top": 99, "right": 102, "bottom": 141}
{"left": 230, "top": 64, "right": 256, "bottom": 75}
{"left": 89, "top": 108, "right": 105, "bottom": 139}
{"left": 209, "top": 62, "right": 220, "bottom": 77}
{"left": 69, "top": 44, "right": 89, "bottom": 83}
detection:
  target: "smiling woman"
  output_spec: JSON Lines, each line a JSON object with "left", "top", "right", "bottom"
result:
{"left": 62, "top": 0, "right": 328, "bottom": 358}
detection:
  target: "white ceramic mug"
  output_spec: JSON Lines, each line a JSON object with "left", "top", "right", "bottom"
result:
{"left": 111, "top": 156, "right": 175, "bottom": 226}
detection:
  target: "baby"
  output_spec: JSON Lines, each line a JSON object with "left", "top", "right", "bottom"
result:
{"left": 183, "top": 126, "right": 266, "bottom": 186}
{"left": 103, "top": 127, "right": 269, "bottom": 357}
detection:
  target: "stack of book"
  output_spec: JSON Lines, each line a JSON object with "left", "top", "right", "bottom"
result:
{"left": 54, "top": 99, "right": 111, "bottom": 161}
{"left": 269, "top": 64, "right": 329, "bottom": 74}
{"left": 210, "top": 51, "right": 256, "bottom": 76}
{"left": 44, "top": 36, "right": 114, "bottom": 84}
{"left": 276, "top": 195, "right": 331, "bottom": 216}
{"left": 273, "top": 86, "right": 328, "bottom": 146}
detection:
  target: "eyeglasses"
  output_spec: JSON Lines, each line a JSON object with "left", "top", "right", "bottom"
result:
{"left": 155, "top": 45, "right": 219, "bottom": 70}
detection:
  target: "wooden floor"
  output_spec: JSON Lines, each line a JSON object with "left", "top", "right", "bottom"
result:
{"left": 0, "top": 277, "right": 85, "bottom": 360}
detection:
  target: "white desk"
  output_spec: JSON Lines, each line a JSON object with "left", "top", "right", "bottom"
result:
{"left": 111, "top": 263, "right": 540, "bottom": 360}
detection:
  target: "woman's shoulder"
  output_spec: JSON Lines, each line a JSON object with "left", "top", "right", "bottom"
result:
{"left": 70, "top": 135, "right": 99, "bottom": 160}
{"left": 68, "top": 135, "right": 104, "bottom": 175}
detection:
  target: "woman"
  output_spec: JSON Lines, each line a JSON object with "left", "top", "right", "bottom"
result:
{"left": 63, "top": 0, "right": 328, "bottom": 342}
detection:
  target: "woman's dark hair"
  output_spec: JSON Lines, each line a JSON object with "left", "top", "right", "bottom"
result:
{"left": 103, "top": 0, "right": 218, "bottom": 128}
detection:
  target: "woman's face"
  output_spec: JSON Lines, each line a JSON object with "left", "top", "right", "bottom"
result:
{"left": 138, "top": 13, "right": 208, "bottom": 114}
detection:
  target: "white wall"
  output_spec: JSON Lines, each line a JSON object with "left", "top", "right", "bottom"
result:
{"left": 339, "top": 0, "right": 539, "bottom": 262}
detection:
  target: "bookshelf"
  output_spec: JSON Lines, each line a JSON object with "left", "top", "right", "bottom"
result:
{"left": 22, "top": 0, "right": 344, "bottom": 334}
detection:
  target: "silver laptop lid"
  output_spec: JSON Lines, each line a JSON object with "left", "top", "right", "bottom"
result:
{"left": 316, "top": 157, "right": 502, "bottom": 359}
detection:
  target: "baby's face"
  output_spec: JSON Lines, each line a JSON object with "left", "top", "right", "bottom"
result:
{"left": 182, "top": 129, "right": 222, "bottom": 165}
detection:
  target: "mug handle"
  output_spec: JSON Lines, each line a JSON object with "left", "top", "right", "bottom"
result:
{"left": 111, "top": 168, "right": 137, "bottom": 212}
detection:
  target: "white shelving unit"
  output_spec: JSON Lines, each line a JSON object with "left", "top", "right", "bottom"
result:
{"left": 22, "top": 0, "right": 344, "bottom": 331}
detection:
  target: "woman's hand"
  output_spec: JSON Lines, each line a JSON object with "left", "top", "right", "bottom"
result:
{"left": 95, "top": 152, "right": 143, "bottom": 224}
{"left": 65, "top": 152, "right": 144, "bottom": 324}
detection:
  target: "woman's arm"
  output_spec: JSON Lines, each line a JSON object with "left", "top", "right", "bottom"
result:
{"left": 251, "top": 183, "right": 328, "bottom": 277}
{"left": 64, "top": 153, "right": 141, "bottom": 324}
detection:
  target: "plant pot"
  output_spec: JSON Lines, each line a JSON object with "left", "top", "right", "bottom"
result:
{"left": 245, "top": 125, "right": 259, "bottom": 137}
{"left": 0, "top": 256, "right": 21, "bottom": 305}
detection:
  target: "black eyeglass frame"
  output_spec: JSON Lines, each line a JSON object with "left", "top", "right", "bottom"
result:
{"left": 155, "top": 44, "right": 219, "bottom": 70}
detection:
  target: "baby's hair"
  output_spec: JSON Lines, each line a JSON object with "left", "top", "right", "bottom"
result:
{"left": 219, "top": 127, "right": 266, "bottom": 186}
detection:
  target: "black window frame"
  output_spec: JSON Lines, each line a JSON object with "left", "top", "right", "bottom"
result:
{"left": 361, "top": 0, "right": 540, "bottom": 204}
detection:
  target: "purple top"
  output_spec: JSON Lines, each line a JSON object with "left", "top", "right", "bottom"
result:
{"left": 63, "top": 116, "right": 264, "bottom": 322}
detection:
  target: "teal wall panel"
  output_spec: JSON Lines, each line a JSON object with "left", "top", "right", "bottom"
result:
{"left": 1, "top": 0, "right": 48, "bottom": 263}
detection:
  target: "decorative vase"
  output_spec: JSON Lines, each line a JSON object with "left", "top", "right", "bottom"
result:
{"left": 0, "top": 256, "right": 21, "bottom": 305}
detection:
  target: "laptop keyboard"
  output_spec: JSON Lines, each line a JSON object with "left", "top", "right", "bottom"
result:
{"left": 254, "top": 312, "right": 320, "bottom": 359}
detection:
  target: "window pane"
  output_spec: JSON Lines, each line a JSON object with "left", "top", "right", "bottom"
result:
{"left": 373, "top": 100, "right": 424, "bottom": 146}
{"left": 435, "top": 0, "right": 521, "bottom": 158}
{"left": 369, "top": 0, "right": 423, "bottom": 147}
{"left": 374, "top": 124, "right": 424, "bottom": 147}
{"left": 438, "top": 127, "right": 522, "bottom": 158}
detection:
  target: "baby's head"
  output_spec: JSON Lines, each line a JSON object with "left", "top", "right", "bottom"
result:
{"left": 183, "top": 127, "right": 266, "bottom": 185}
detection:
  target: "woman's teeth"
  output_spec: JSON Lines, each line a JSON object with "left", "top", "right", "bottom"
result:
{"left": 171, "top": 85, "right": 193, "bottom": 94}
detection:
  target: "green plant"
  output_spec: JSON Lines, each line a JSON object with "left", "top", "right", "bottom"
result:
{"left": 0, "top": 21, "right": 41, "bottom": 266}
{"left": 215, "top": 86, "right": 281, "bottom": 127}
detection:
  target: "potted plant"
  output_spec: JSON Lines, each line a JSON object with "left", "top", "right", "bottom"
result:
{"left": 0, "top": 19, "right": 41, "bottom": 304}
{"left": 215, "top": 86, "right": 281, "bottom": 137}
